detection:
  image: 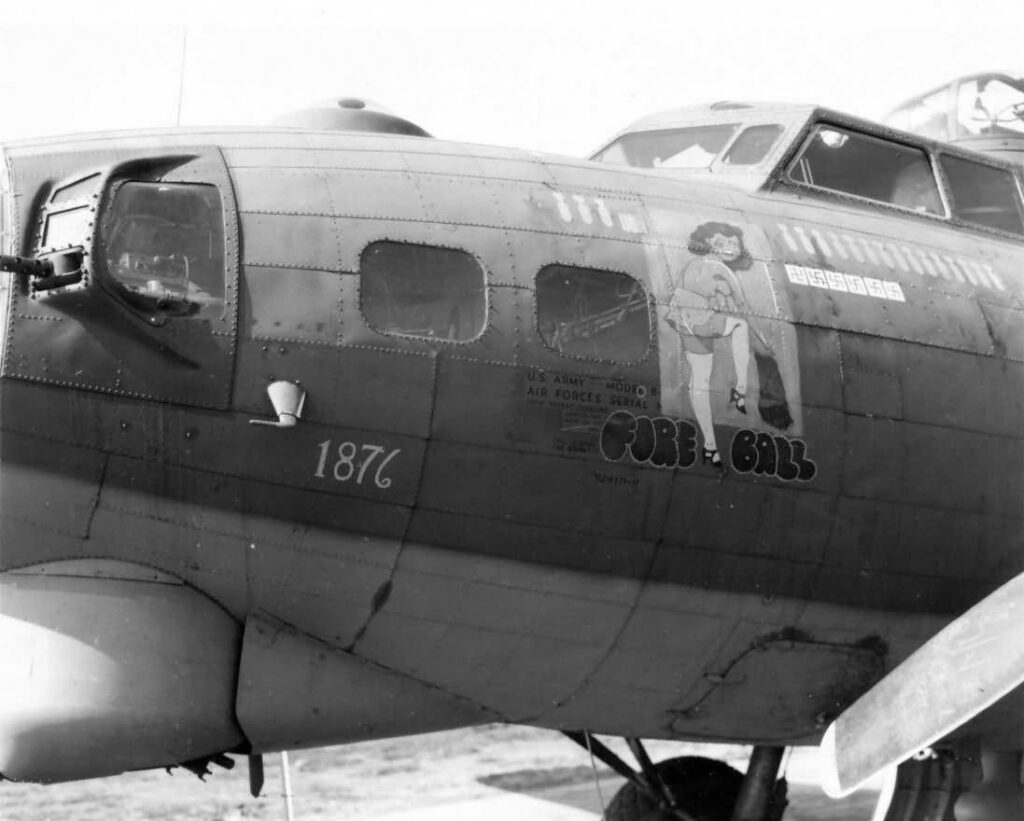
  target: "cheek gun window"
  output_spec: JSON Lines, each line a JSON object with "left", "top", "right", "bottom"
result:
{"left": 105, "top": 182, "right": 225, "bottom": 319}
{"left": 536, "top": 265, "right": 650, "bottom": 362}
{"left": 360, "top": 241, "right": 486, "bottom": 342}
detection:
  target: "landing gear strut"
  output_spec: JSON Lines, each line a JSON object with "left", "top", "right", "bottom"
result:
{"left": 563, "top": 733, "right": 787, "bottom": 821}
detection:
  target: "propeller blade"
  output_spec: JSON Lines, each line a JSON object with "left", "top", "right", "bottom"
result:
{"left": 820, "top": 571, "right": 1024, "bottom": 797}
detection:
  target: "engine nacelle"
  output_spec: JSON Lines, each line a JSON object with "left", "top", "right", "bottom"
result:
{"left": 0, "top": 560, "right": 243, "bottom": 782}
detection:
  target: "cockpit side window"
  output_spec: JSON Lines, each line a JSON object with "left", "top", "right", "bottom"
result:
{"left": 104, "top": 182, "right": 225, "bottom": 319}
{"left": 722, "top": 124, "right": 785, "bottom": 165}
{"left": 536, "top": 265, "right": 650, "bottom": 363}
{"left": 938, "top": 154, "right": 1024, "bottom": 235}
{"left": 787, "top": 125, "right": 943, "bottom": 215}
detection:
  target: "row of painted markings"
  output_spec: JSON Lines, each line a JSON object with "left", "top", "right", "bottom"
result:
{"left": 776, "top": 223, "right": 1006, "bottom": 291}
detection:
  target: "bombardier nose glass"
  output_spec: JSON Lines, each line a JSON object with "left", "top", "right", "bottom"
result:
{"left": 105, "top": 182, "right": 225, "bottom": 319}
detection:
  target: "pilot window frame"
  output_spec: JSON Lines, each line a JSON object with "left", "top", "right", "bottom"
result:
{"left": 717, "top": 123, "right": 787, "bottom": 167}
{"left": 534, "top": 263, "right": 652, "bottom": 365}
{"left": 782, "top": 122, "right": 949, "bottom": 218}
{"left": 358, "top": 240, "right": 489, "bottom": 344}
{"left": 934, "top": 150, "right": 1024, "bottom": 237}
{"left": 70, "top": 150, "right": 241, "bottom": 339}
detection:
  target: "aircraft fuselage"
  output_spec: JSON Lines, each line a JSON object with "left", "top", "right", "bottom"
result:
{"left": 1, "top": 121, "right": 1022, "bottom": 782}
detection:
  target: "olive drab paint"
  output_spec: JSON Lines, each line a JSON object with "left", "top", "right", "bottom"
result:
{"left": 0, "top": 95, "right": 1022, "bottom": 785}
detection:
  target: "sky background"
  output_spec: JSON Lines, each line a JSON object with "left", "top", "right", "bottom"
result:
{"left": 0, "top": 0, "right": 1020, "bottom": 156}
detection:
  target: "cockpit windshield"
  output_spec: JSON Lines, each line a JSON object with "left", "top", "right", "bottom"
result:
{"left": 104, "top": 182, "right": 225, "bottom": 319}
{"left": 592, "top": 123, "right": 784, "bottom": 170}
{"left": 594, "top": 125, "right": 738, "bottom": 168}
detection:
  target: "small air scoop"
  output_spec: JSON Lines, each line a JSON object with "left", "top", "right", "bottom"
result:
{"left": 272, "top": 97, "right": 432, "bottom": 136}
{"left": 250, "top": 381, "right": 306, "bottom": 429}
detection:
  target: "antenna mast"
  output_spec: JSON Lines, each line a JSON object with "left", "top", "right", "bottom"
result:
{"left": 175, "top": 28, "right": 188, "bottom": 127}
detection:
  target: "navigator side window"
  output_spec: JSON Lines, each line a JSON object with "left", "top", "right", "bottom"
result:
{"left": 360, "top": 241, "right": 486, "bottom": 342}
{"left": 536, "top": 265, "right": 650, "bottom": 362}
{"left": 788, "top": 125, "right": 943, "bottom": 215}
{"left": 105, "top": 182, "right": 225, "bottom": 319}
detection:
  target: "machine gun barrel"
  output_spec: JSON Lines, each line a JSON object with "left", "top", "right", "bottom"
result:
{"left": 0, "top": 254, "right": 55, "bottom": 278}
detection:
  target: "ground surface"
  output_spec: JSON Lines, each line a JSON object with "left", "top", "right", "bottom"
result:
{"left": 0, "top": 725, "right": 880, "bottom": 820}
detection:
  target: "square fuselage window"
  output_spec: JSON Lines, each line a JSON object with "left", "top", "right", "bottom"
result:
{"left": 536, "top": 265, "right": 650, "bottom": 363}
{"left": 360, "top": 241, "right": 486, "bottom": 342}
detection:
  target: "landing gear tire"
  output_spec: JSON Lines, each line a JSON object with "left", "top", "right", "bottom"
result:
{"left": 605, "top": 756, "right": 744, "bottom": 821}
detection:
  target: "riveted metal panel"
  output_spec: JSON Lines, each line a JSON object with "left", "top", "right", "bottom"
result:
{"left": 900, "top": 343, "right": 1024, "bottom": 436}
{"left": 231, "top": 167, "right": 336, "bottom": 214}
{"left": 241, "top": 213, "right": 342, "bottom": 272}
{"left": 899, "top": 422, "right": 1021, "bottom": 515}
{"left": 839, "top": 334, "right": 906, "bottom": 420}
{"left": 233, "top": 339, "right": 436, "bottom": 437}
{"left": 660, "top": 475, "right": 837, "bottom": 564}
{"left": 409, "top": 150, "right": 554, "bottom": 185}
{"left": 224, "top": 147, "right": 409, "bottom": 176}
{"left": 245, "top": 527, "right": 402, "bottom": 647}
{"left": 841, "top": 415, "right": 907, "bottom": 503}
{"left": 405, "top": 507, "right": 654, "bottom": 578}
{"left": 417, "top": 441, "right": 671, "bottom": 542}
{"left": 242, "top": 265, "right": 344, "bottom": 343}
{"left": 322, "top": 169, "right": 427, "bottom": 223}
{"left": 4, "top": 146, "right": 240, "bottom": 410}
{"left": 0, "top": 430, "right": 105, "bottom": 549}
{"left": 978, "top": 299, "right": 1024, "bottom": 361}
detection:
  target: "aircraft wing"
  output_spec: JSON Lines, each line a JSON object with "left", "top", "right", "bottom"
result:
{"left": 819, "top": 570, "right": 1024, "bottom": 796}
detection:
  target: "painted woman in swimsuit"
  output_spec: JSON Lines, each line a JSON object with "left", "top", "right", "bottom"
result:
{"left": 665, "top": 222, "right": 755, "bottom": 466}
